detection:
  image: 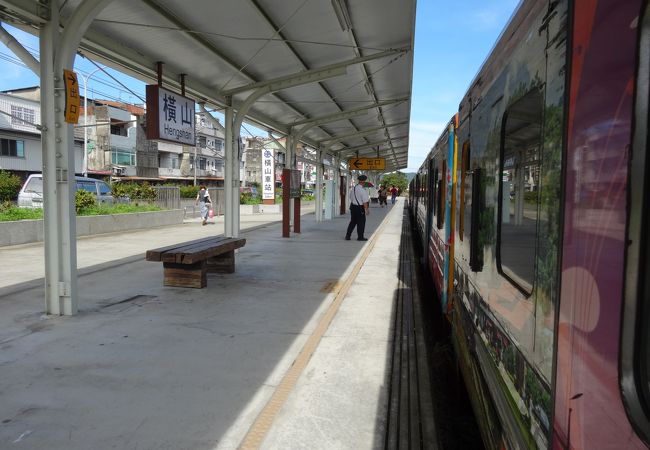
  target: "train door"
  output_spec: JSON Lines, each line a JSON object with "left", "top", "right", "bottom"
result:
{"left": 425, "top": 157, "right": 436, "bottom": 266}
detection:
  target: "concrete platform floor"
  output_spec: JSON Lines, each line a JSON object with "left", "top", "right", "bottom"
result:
{"left": 0, "top": 200, "right": 405, "bottom": 449}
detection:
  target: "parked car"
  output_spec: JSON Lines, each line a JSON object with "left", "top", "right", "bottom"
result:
{"left": 18, "top": 174, "right": 115, "bottom": 208}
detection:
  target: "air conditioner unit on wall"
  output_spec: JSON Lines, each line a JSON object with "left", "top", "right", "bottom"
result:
{"left": 112, "top": 166, "right": 125, "bottom": 176}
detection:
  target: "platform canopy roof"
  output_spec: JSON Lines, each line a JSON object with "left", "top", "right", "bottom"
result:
{"left": 0, "top": 0, "right": 415, "bottom": 170}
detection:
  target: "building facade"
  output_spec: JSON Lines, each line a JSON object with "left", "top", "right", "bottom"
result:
{"left": 0, "top": 89, "right": 83, "bottom": 181}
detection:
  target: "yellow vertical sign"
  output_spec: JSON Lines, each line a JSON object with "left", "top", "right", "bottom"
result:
{"left": 63, "top": 69, "right": 80, "bottom": 124}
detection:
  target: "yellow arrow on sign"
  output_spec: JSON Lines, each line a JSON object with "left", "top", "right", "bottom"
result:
{"left": 348, "top": 158, "right": 385, "bottom": 170}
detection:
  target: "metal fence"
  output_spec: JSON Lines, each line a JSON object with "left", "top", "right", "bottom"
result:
{"left": 152, "top": 186, "right": 180, "bottom": 210}
{"left": 179, "top": 187, "right": 226, "bottom": 218}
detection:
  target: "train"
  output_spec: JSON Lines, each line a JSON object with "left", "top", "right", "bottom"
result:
{"left": 408, "top": 0, "right": 649, "bottom": 448}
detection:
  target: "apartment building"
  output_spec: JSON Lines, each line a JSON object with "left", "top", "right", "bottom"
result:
{"left": 0, "top": 88, "right": 83, "bottom": 180}
{"left": 1, "top": 87, "right": 227, "bottom": 185}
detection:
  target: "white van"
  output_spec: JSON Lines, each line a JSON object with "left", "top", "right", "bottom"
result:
{"left": 18, "top": 174, "right": 115, "bottom": 208}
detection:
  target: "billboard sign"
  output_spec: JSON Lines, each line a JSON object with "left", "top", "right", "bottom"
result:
{"left": 146, "top": 85, "right": 195, "bottom": 145}
{"left": 262, "top": 148, "right": 275, "bottom": 200}
{"left": 290, "top": 169, "right": 301, "bottom": 198}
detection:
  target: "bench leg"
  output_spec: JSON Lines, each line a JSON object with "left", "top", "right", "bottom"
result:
{"left": 206, "top": 250, "right": 235, "bottom": 273}
{"left": 163, "top": 261, "right": 207, "bottom": 288}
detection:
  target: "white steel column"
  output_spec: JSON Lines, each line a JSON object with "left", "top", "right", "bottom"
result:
{"left": 40, "top": 4, "right": 76, "bottom": 315}
{"left": 232, "top": 128, "right": 240, "bottom": 238}
{"left": 315, "top": 149, "right": 323, "bottom": 222}
{"left": 39, "top": 0, "right": 115, "bottom": 315}
{"left": 224, "top": 106, "right": 234, "bottom": 237}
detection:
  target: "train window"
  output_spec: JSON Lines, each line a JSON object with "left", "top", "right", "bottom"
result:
{"left": 459, "top": 142, "right": 470, "bottom": 240}
{"left": 469, "top": 167, "right": 483, "bottom": 272}
{"left": 621, "top": 3, "right": 650, "bottom": 443}
{"left": 437, "top": 161, "right": 446, "bottom": 229}
{"left": 497, "top": 89, "right": 543, "bottom": 295}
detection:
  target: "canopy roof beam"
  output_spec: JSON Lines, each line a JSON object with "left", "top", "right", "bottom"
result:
{"left": 341, "top": 145, "right": 408, "bottom": 159}
{"left": 317, "top": 120, "right": 408, "bottom": 145}
{"left": 291, "top": 97, "right": 406, "bottom": 127}
{"left": 223, "top": 48, "right": 405, "bottom": 97}
{"left": 333, "top": 135, "right": 408, "bottom": 154}
{"left": 0, "top": 22, "right": 39, "bottom": 74}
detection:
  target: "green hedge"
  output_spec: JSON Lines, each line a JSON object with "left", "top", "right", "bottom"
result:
{"left": 0, "top": 202, "right": 162, "bottom": 221}
{"left": 111, "top": 182, "right": 157, "bottom": 201}
{"left": 180, "top": 185, "right": 199, "bottom": 199}
{"left": 0, "top": 171, "right": 22, "bottom": 202}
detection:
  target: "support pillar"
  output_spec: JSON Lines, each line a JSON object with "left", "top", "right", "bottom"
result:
{"left": 39, "top": 0, "right": 115, "bottom": 315}
{"left": 224, "top": 106, "right": 234, "bottom": 237}
{"left": 315, "top": 150, "right": 324, "bottom": 222}
{"left": 232, "top": 131, "right": 240, "bottom": 238}
{"left": 40, "top": 5, "right": 77, "bottom": 315}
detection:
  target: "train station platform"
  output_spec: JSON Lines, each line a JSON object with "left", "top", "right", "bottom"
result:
{"left": 0, "top": 199, "right": 435, "bottom": 449}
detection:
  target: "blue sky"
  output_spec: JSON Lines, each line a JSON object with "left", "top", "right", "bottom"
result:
{"left": 0, "top": 0, "right": 519, "bottom": 172}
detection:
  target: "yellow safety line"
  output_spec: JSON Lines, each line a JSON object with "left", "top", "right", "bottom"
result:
{"left": 238, "top": 207, "right": 396, "bottom": 449}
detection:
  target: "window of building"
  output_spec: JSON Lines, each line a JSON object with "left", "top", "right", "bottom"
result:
{"left": 0, "top": 138, "right": 25, "bottom": 157}
{"left": 199, "top": 158, "right": 206, "bottom": 170}
{"left": 111, "top": 148, "right": 135, "bottom": 165}
{"left": 11, "top": 105, "right": 35, "bottom": 127}
{"left": 110, "top": 121, "right": 128, "bottom": 136}
{"left": 198, "top": 136, "right": 207, "bottom": 148}
{"left": 497, "top": 89, "right": 543, "bottom": 295}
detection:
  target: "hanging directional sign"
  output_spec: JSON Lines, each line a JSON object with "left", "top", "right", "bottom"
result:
{"left": 348, "top": 157, "right": 385, "bottom": 170}
{"left": 63, "top": 69, "right": 80, "bottom": 124}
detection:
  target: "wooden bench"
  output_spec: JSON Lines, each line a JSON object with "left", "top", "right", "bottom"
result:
{"left": 146, "top": 236, "right": 246, "bottom": 288}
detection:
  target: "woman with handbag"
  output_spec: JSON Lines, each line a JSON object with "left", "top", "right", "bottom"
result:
{"left": 195, "top": 185, "right": 212, "bottom": 225}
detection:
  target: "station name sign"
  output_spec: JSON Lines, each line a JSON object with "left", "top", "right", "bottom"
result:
{"left": 146, "top": 85, "right": 195, "bottom": 145}
{"left": 348, "top": 157, "right": 385, "bottom": 170}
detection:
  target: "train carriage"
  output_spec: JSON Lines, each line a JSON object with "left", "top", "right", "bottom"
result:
{"left": 409, "top": 0, "right": 650, "bottom": 448}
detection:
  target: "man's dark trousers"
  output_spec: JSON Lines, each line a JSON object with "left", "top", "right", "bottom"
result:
{"left": 346, "top": 204, "right": 366, "bottom": 239}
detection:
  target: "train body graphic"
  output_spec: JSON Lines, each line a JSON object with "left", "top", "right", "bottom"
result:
{"left": 409, "top": 0, "right": 650, "bottom": 448}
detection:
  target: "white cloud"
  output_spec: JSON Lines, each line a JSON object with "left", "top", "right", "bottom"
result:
{"left": 405, "top": 121, "right": 447, "bottom": 171}
{"left": 471, "top": 1, "right": 521, "bottom": 30}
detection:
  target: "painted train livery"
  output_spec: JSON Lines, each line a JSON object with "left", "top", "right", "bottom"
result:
{"left": 409, "top": 0, "right": 650, "bottom": 448}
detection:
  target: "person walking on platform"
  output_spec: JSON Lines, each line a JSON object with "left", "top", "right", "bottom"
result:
{"left": 389, "top": 185, "right": 398, "bottom": 204}
{"left": 345, "top": 174, "right": 370, "bottom": 241}
{"left": 378, "top": 185, "right": 388, "bottom": 207}
{"left": 195, "top": 185, "right": 212, "bottom": 226}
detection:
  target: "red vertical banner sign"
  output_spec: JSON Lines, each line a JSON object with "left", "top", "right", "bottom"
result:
{"left": 340, "top": 175, "right": 347, "bottom": 215}
{"left": 293, "top": 197, "right": 301, "bottom": 233}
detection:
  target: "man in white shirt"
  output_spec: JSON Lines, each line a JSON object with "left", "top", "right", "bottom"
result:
{"left": 345, "top": 174, "right": 370, "bottom": 241}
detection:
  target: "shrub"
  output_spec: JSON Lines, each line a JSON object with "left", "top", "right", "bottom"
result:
{"left": 75, "top": 189, "right": 96, "bottom": 213}
{"left": 524, "top": 191, "right": 538, "bottom": 204}
{"left": 180, "top": 185, "right": 199, "bottom": 199}
{"left": 0, "top": 202, "right": 42, "bottom": 221}
{"left": 0, "top": 170, "right": 22, "bottom": 202}
{"left": 111, "top": 182, "right": 157, "bottom": 201}
{"left": 240, "top": 192, "right": 261, "bottom": 205}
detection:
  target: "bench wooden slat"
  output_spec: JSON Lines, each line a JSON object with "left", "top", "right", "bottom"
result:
{"left": 157, "top": 237, "right": 239, "bottom": 263}
{"left": 146, "top": 236, "right": 221, "bottom": 261}
{"left": 183, "top": 239, "right": 246, "bottom": 264}
{"left": 160, "top": 237, "right": 233, "bottom": 263}
{"left": 147, "top": 236, "right": 246, "bottom": 289}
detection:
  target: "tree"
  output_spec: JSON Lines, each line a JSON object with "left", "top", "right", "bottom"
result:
{"left": 379, "top": 171, "right": 408, "bottom": 193}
